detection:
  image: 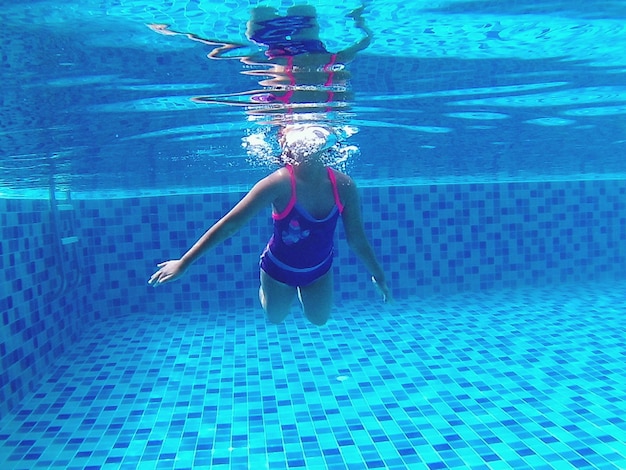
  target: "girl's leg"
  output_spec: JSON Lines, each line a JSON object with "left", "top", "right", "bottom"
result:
{"left": 298, "top": 270, "right": 333, "bottom": 326}
{"left": 259, "top": 269, "right": 298, "bottom": 324}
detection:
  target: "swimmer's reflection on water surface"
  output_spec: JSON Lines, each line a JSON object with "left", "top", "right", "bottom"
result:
{"left": 148, "top": 5, "right": 372, "bottom": 117}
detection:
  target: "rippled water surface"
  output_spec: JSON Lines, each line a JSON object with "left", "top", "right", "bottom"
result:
{"left": 2, "top": 0, "right": 626, "bottom": 196}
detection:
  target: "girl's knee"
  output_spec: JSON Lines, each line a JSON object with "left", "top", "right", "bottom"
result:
{"left": 304, "top": 308, "right": 331, "bottom": 326}
{"left": 308, "top": 316, "right": 329, "bottom": 326}
{"left": 265, "top": 309, "right": 290, "bottom": 324}
{"left": 259, "top": 285, "right": 291, "bottom": 324}
{"left": 259, "top": 273, "right": 297, "bottom": 324}
{"left": 299, "top": 279, "right": 333, "bottom": 326}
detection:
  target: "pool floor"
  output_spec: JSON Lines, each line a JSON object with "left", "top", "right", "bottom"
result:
{"left": 1, "top": 283, "right": 625, "bottom": 469}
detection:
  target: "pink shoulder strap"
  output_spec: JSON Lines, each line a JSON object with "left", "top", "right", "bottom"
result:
{"left": 323, "top": 54, "right": 338, "bottom": 86}
{"left": 272, "top": 165, "right": 297, "bottom": 220}
{"left": 323, "top": 54, "right": 338, "bottom": 108}
{"left": 327, "top": 167, "right": 344, "bottom": 214}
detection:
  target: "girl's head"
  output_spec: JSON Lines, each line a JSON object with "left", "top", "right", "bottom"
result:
{"left": 279, "top": 124, "right": 337, "bottom": 165}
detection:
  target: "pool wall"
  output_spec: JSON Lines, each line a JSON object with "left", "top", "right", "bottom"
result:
{"left": 2, "top": 178, "right": 625, "bottom": 418}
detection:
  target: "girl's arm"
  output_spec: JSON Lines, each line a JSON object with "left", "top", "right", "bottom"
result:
{"left": 339, "top": 176, "right": 391, "bottom": 301}
{"left": 149, "top": 171, "right": 285, "bottom": 286}
{"left": 336, "top": 6, "right": 373, "bottom": 62}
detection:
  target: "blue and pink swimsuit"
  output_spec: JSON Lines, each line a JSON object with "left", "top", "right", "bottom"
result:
{"left": 260, "top": 165, "right": 344, "bottom": 286}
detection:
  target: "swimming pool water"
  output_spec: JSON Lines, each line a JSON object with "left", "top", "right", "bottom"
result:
{"left": 1, "top": 284, "right": 625, "bottom": 469}
{"left": 2, "top": 1, "right": 626, "bottom": 469}
{"left": 2, "top": 0, "right": 626, "bottom": 194}
{"left": 2, "top": 177, "right": 626, "bottom": 468}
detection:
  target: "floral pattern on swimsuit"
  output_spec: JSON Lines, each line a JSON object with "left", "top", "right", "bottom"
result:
{"left": 281, "top": 218, "right": 311, "bottom": 245}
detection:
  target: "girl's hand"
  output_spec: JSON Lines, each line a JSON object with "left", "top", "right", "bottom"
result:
{"left": 371, "top": 276, "right": 392, "bottom": 303}
{"left": 148, "top": 260, "right": 187, "bottom": 287}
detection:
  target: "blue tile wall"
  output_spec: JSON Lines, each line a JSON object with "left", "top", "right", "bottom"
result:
{"left": 0, "top": 199, "right": 96, "bottom": 420}
{"left": 76, "top": 179, "right": 626, "bottom": 317}
{"left": 1, "top": 178, "right": 625, "bottom": 418}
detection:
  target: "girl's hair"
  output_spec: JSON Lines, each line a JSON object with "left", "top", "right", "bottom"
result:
{"left": 280, "top": 124, "right": 335, "bottom": 153}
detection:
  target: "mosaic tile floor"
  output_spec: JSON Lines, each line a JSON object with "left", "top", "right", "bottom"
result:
{"left": 1, "top": 283, "right": 626, "bottom": 469}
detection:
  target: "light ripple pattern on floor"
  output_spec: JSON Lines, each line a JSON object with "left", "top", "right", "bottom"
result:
{"left": 1, "top": 283, "right": 625, "bottom": 469}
